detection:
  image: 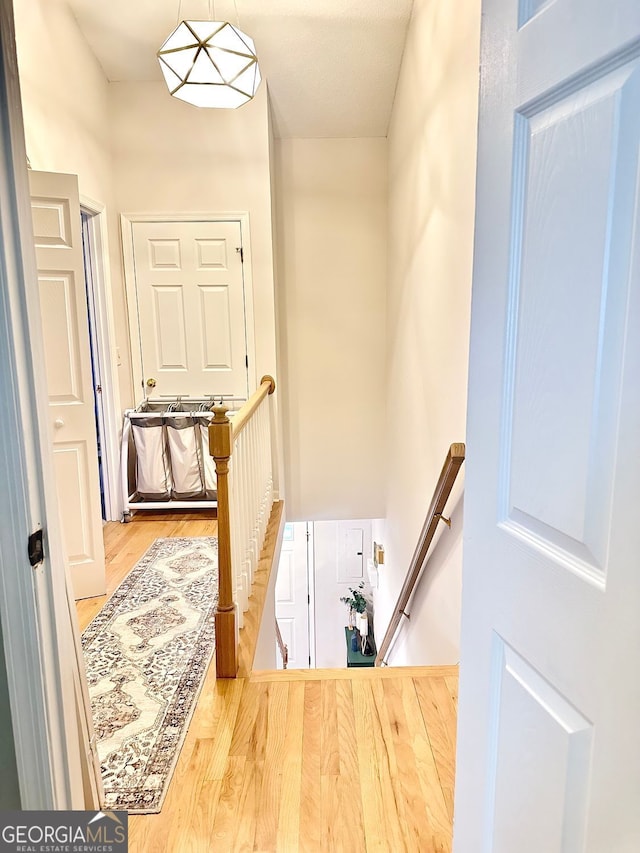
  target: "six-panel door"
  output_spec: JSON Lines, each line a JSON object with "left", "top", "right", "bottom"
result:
{"left": 456, "top": 1, "right": 640, "bottom": 850}
{"left": 30, "top": 170, "right": 106, "bottom": 601}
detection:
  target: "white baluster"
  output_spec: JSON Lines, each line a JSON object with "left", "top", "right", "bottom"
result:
{"left": 238, "top": 433, "right": 250, "bottom": 613}
{"left": 250, "top": 413, "right": 260, "bottom": 576}
{"left": 228, "top": 452, "right": 244, "bottom": 630}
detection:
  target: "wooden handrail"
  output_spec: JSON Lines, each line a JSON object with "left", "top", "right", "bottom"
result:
{"left": 231, "top": 375, "right": 275, "bottom": 440}
{"left": 375, "top": 442, "right": 465, "bottom": 667}
{"left": 209, "top": 375, "right": 276, "bottom": 678}
{"left": 275, "top": 619, "right": 288, "bottom": 669}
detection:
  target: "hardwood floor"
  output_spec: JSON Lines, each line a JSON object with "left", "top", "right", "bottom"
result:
{"left": 76, "top": 511, "right": 218, "bottom": 632}
{"left": 78, "top": 512, "right": 457, "bottom": 852}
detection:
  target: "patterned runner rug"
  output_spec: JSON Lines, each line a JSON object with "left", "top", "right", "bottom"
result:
{"left": 81, "top": 537, "right": 218, "bottom": 813}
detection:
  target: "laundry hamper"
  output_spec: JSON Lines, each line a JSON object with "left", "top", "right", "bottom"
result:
{"left": 120, "top": 397, "right": 243, "bottom": 521}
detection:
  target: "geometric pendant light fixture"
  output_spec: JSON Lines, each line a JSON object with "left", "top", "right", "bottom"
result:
{"left": 158, "top": 16, "right": 261, "bottom": 109}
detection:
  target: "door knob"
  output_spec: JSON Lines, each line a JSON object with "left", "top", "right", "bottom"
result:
{"left": 146, "top": 377, "right": 157, "bottom": 389}
{"left": 54, "top": 418, "right": 64, "bottom": 429}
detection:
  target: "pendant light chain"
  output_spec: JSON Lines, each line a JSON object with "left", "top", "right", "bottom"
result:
{"left": 233, "top": 0, "right": 240, "bottom": 27}
{"left": 176, "top": 0, "right": 216, "bottom": 23}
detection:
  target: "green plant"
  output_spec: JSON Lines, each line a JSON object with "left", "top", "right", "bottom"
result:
{"left": 340, "top": 582, "right": 367, "bottom": 614}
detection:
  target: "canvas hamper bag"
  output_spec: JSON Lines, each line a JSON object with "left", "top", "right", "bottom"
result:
{"left": 166, "top": 415, "right": 207, "bottom": 499}
{"left": 131, "top": 416, "right": 172, "bottom": 500}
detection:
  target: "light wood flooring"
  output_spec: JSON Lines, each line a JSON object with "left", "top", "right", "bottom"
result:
{"left": 78, "top": 512, "right": 457, "bottom": 853}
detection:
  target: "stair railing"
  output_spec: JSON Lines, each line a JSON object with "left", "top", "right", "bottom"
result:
{"left": 209, "top": 375, "right": 276, "bottom": 678}
{"left": 375, "top": 442, "right": 465, "bottom": 666}
{"left": 275, "top": 619, "right": 288, "bottom": 669}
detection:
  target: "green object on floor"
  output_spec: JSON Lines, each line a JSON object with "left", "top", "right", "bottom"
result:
{"left": 345, "top": 627, "right": 376, "bottom": 667}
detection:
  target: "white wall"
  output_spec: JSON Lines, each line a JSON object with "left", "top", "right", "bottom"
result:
{"left": 274, "top": 138, "right": 387, "bottom": 521}
{"left": 268, "top": 101, "right": 286, "bottom": 499}
{"left": 109, "top": 82, "right": 279, "bottom": 409}
{"left": 15, "top": 0, "right": 110, "bottom": 201}
{"left": 15, "top": 0, "right": 130, "bottom": 408}
{"left": 374, "top": 0, "right": 481, "bottom": 665}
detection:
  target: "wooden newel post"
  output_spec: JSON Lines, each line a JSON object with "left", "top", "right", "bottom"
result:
{"left": 209, "top": 405, "right": 238, "bottom": 678}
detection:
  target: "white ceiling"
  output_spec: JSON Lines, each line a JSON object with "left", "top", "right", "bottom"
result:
{"left": 65, "top": 0, "right": 413, "bottom": 138}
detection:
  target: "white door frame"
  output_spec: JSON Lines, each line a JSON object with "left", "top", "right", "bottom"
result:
{"left": 307, "top": 522, "right": 317, "bottom": 668}
{"left": 0, "top": 0, "right": 90, "bottom": 809}
{"left": 120, "top": 211, "right": 258, "bottom": 401}
{"left": 79, "top": 197, "right": 122, "bottom": 521}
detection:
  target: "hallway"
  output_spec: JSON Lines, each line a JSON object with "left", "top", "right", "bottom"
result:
{"left": 78, "top": 517, "right": 457, "bottom": 852}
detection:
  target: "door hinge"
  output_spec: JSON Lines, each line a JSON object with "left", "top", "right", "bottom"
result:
{"left": 307, "top": 593, "right": 310, "bottom": 605}
{"left": 245, "top": 354, "right": 249, "bottom": 368}
{"left": 28, "top": 529, "right": 44, "bottom": 568}
{"left": 308, "top": 655, "right": 311, "bottom": 666}
{"left": 236, "top": 246, "right": 244, "bottom": 263}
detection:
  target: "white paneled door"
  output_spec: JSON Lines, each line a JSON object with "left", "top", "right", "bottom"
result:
{"left": 29, "top": 171, "right": 106, "bottom": 601}
{"left": 455, "top": 2, "right": 640, "bottom": 852}
{"left": 128, "top": 220, "right": 249, "bottom": 399}
{"left": 314, "top": 520, "right": 370, "bottom": 669}
{"left": 275, "top": 522, "right": 311, "bottom": 669}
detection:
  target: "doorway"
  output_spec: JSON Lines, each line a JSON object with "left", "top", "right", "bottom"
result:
{"left": 81, "top": 210, "right": 107, "bottom": 519}
{"left": 79, "top": 202, "right": 122, "bottom": 524}
{"left": 275, "top": 522, "right": 314, "bottom": 668}
{"left": 313, "top": 520, "right": 372, "bottom": 668}
{"left": 275, "top": 519, "right": 374, "bottom": 670}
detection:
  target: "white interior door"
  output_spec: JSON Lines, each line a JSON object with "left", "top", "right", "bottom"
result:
{"left": 314, "top": 520, "right": 371, "bottom": 668}
{"left": 128, "top": 220, "right": 249, "bottom": 399}
{"left": 455, "top": 2, "right": 640, "bottom": 851}
{"left": 275, "top": 522, "right": 310, "bottom": 669}
{"left": 29, "top": 171, "right": 106, "bottom": 601}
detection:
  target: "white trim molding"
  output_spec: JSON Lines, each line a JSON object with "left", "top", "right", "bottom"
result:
{"left": 80, "top": 198, "right": 123, "bottom": 521}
